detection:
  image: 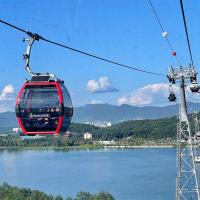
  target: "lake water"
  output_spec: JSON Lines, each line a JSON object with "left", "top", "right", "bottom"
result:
{"left": 0, "top": 148, "right": 176, "bottom": 200}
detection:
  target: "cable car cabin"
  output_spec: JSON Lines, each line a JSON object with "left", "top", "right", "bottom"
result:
{"left": 15, "top": 76, "right": 73, "bottom": 135}
{"left": 168, "top": 92, "right": 176, "bottom": 102}
{"left": 190, "top": 82, "right": 200, "bottom": 93}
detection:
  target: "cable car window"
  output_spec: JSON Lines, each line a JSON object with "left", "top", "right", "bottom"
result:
{"left": 19, "top": 85, "right": 60, "bottom": 132}
{"left": 60, "top": 84, "right": 72, "bottom": 108}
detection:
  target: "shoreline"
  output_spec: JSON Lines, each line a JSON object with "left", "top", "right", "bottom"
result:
{"left": 106, "top": 145, "right": 176, "bottom": 148}
{"left": 0, "top": 144, "right": 176, "bottom": 150}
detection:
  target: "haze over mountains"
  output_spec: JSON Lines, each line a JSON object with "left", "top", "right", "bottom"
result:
{"left": 0, "top": 103, "right": 199, "bottom": 132}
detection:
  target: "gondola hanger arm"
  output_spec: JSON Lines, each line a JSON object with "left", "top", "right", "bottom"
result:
{"left": 23, "top": 33, "right": 55, "bottom": 77}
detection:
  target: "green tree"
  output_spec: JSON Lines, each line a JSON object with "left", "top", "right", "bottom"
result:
{"left": 55, "top": 195, "right": 64, "bottom": 200}
{"left": 94, "top": 192, "right": 115, "bottom": 200}
{"left": 75, "top": 192, "right": 94, "bottom": 200}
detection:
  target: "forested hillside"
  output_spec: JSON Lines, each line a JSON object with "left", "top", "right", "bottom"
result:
{"left": 69, "top": 116, "right": 179, "bottom": 140}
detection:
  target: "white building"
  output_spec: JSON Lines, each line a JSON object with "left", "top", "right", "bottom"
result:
{"left": 13, "top": 128, "right": 22, "bottom": 134}
{"left": 21, "top": 135, "right": 46, "bottom": 140}
{"left": 98, "top": 140, "right": 115, "bottom": 145}
{"left": 85, "top": 121, "right": 112, "bottom": 128}
{"left": 84, "top": 132, "right": 92, "bottom": 140}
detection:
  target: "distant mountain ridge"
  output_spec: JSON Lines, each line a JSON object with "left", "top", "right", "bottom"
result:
{"left": 73, "top": 103, "right": 197, "bottom": 123}
{"left": 0, "top": 111, "right": 17, "bottom": 132}
{"left": 0, "top": 103, "right": 198, "bottom": 132}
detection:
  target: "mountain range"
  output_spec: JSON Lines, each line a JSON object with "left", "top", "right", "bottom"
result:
{"left": 0, "top": 103, "right": 199, "bottom": 132}
{"left": 72, "top": 103, "right": 198, "bottom": 123}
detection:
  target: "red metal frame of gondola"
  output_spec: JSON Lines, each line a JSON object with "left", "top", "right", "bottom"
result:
{"left": 16, "top": 81, "right": 64, "bottom": 135}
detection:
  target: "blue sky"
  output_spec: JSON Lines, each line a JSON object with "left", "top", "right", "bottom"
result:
{"left": 0, "top": 0, "right": 200, "bottom": 111}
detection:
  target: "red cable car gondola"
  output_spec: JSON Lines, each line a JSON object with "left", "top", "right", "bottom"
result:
{"left": 15, "top": 34, "right": 73, "bottom": 135}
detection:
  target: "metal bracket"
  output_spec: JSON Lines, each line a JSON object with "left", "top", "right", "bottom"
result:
{"left": 23, "top": 33, "right": 55, "bottom": 78}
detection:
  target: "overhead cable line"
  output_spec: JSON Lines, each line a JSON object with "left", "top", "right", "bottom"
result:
{"left": 179, "top": 0, "right": 194, "bottom": 66}
{"left": 0, "top": 19, "right": 165, "bottom": 76}
{"left": 148, "top": 0, "right": 181, "bottom": 65}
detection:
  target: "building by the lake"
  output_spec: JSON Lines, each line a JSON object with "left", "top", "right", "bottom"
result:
{"left": 84, "top": 132, "right": 92, "bottom": 140}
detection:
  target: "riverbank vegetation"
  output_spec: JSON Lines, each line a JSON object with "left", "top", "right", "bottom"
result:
{"left": 0, "top": 133, "right": 176, "bottom": 149}
{"left": 1, "top": 115, "right": 195, "bottom": 148}
{"left": 0, "top": 183, "right": 115, "bottom": 200}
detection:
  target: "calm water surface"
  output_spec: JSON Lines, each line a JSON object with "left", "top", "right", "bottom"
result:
{"left": 0, "top": 148, "right": 176, "bottom": 200}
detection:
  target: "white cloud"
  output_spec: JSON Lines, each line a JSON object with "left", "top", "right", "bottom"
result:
{"left": 87, "top": 80, "right": 99, "bottom": 93}
{"left": 0, "top": 84, "right": 14, "bottom": 100}
{"left": 86, "top": 77, "right": 119, "bottom": 94}
{"left": 91, "top": 100, "right": 103, "bottom": 104}
{"left": 0, "top": 84, "right": 15, "bottom": 112}
{"left": 118, "top": 96, "right": 129, "bottom": 105}
{"left": 117, "top": 83, "right": 179, "bottom": 106}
